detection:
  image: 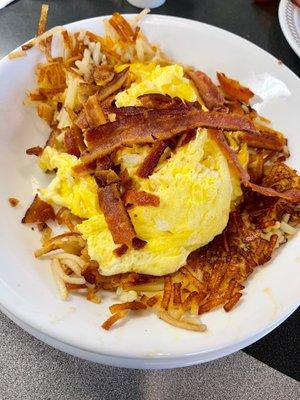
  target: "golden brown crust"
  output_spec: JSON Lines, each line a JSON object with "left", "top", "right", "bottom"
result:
{"left": 22, "top": 195, "right": 55, "bottom": 224}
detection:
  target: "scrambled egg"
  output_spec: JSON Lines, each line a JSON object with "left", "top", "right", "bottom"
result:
{"left": 39, "top": 147, "right": 100, "bottom": 219}
{"left": 38, "top": 63, "right": 248, "bottom": 276}
{"left": 115, "top": 63, "right": 197, "bottom": 107}
{"left": 40, "top": 131, "right": 236, "bottom": 276}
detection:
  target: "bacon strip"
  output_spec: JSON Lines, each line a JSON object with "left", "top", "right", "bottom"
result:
{"left": 138, "top": 93, "right": 185, "bottom": 109}
{"left": 245, "top": 184, "right": 300, "bottom": 202}
{"left": 64, "top": 125, "right": 86, "bottom": 157}
{"left": 209, "top": 129, "right": 300, "bottom": 202}
{"left": 98, "top": 183, "right": 136, "bottom": 246}
{"left": 209, "top": 129, "right": 250, "bottom": 181}
{"left": 217, "top": 72, "right": 254, "bottom": 103}
{"left": 242, "top": 130, "right": 285, "bottom": 151}
{"left": 22, "top": 195, "right": 55, "bottom": 224}
{"left": 132, "top": 237, "right": 147, "bottom": 250}
{"left": 137, "top": 140, "right": 168, "bottom": 178}
{"left": 95, "top": 169, "right": 120, "bottom": 187}
{"left": 26, "top": 146, "right": 44, "bottom": 156}
{"left": 186, "top": 70, "right": 225, "bottom": 110}
{"left": 72, "top": 161, "right": 96, "bottom": 176}
{"left": 113, "top": 244, "right": 128, "bottom": 257}
{"left": 124, "top": 190, "right": 160, "bottom": 207}
{"left": 113, "top": 103, "right": 199, "bottom": 121}
{"left": 81, "top": 109, "right": 260, "bottom": 165}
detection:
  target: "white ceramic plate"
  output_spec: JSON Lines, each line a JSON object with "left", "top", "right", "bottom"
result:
{"left": 0, "top": 15, "right": 299, "bottom": 369}
{"left": 279, "top": 0, "right": 300, "bottom": 57}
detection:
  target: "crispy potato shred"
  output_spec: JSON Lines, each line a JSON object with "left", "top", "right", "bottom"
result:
{"left": 21, "top": 8, "right": 300, "bottom": 332}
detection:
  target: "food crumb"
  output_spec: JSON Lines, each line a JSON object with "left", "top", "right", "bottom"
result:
{"left": 8, "top": 197, "right": 19, "bottom": 207}
{"left": 277, "top": 59, "right": 283, "bottom": 65}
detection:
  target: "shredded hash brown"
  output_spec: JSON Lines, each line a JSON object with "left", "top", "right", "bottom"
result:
{"left": 18, "top": 6, "right": 300, "bottom": 332}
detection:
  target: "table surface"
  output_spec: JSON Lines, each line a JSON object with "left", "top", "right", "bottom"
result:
{"left": 0, "top": 0, "right": 299, "bottom": 398}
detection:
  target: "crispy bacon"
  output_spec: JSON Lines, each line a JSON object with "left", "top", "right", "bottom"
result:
{"left": 26, "top": 146, "right": 44, "bottom": 156}
{"left": 242, "top": 130, "right": 285, "bottom": 151}
{"left": 113, "top": 244, "right": 128, "bottom": 257}
{"left": 81, "top": 108, "right": 260, "bottom": 164}
{"left": 210, "top": 129, "right": 300, "bottom": 202}
{"left": 72, "top": 161, "right": 96, "bottom": 176}
{"left": 186, "top": 70, "right": 225, "bottom": 110}
{"left": 119, "top": 169, "right": 133, "bottom": 190}
{"left": 22, "top": 195, "right": 55, "bottom": 224}
{"left": 209, "top": 129, "right": 250, "bottom": 181}
{"left": 178, "top": 129, "right": 197, "bottom": 147}
{"left": 124, "top": 190, "right": 160, "bottom": 207}
{"left": 137, "top": 140, "right": 168, "bottom": 178}
{"left": 95, "top": 169, "right": 120, "bottom": 187}
{"left": 132, "top": 237, "right": 147, "bottom": 250}
{"left": 8, "top": 198, "right": 19, "bottom": 207}
{"left": 114, "top": 106, "right": 148, "bottom": 117}
{"left": 217, "top": 72, "right": 254, "bottom": 103}
{"left": 64, "top": 125, "right": 86, "bottom": 157}
{"left": 97, "top": 155, "right": 114, "bottom": 171}
{"left": 245, "top": 184, "right": 300, "bottom": 203}
{"left": 98, "top": 183, "right": 136, "bottom": 246}
{"left": 138, "top": 93, "right": 186, "bottom": 109}
{"left": 113, "top": 104, "right": 197, "bottom": 121}
{"left": 73, "top": 155, "right": 113, "bottom": 176}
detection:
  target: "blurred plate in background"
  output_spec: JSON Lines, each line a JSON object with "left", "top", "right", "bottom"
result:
{"left": 279, "top": 0, "right": 300, "bottom": 57}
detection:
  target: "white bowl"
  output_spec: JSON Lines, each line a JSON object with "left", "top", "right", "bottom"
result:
{"left": 0, "top": 14, "right": 299, "bottom": 369}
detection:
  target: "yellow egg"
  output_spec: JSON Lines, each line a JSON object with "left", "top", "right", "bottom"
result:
{"left": 38, "top": 62, "right": 248, "bottom": 277}
{"left": 77, "top": 130, "right": 234, "bottom": 276}
{"left": 39, "top": 147, "right": 100, "bottom": 219}
{"left": 115, "top": 63, "right": 197, "bottom": 107}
